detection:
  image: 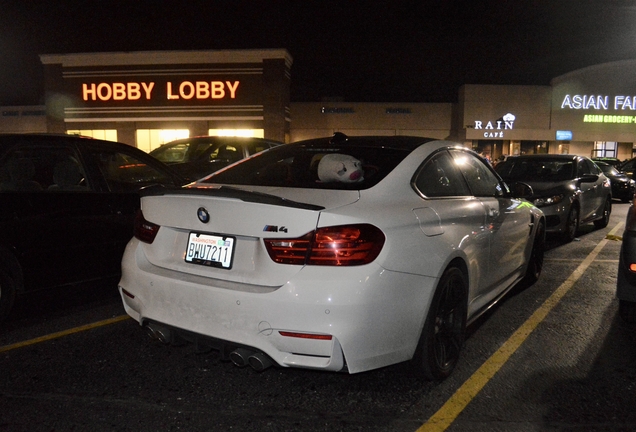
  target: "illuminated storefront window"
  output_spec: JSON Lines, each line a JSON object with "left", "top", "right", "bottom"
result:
{"left": 136, "top": 129, "right": 189, "bottom": 153}
{"left": 67, "top": 129, "right": 117, "bottom": 141}
{"left": 593, "top": 141, "right": 617, "bottom": 158}
{"left": 208, "top": 129, "right": 264, "bottom": 138}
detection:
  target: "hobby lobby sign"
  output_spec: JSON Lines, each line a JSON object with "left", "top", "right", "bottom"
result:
{"left": 81, "top": 81, "right": 240, "bottom": 101}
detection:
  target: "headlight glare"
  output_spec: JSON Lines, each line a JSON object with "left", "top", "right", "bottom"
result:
{"left": 533, "top": 194, "right": 564, "bottom": 207}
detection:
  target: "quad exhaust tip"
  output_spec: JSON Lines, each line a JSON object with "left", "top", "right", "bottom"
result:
{"left": 230, "top": 348, "right": 273, "bottom": 371}
{"left": 145, "top": 323, "right": 172, "bottom": 344}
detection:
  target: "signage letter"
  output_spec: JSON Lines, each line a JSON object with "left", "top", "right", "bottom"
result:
{"left": 226, "top": 81, "right": 239, "bottom": 98}
{"left": 211, "top": 81, "right": 225, "bottom": 99}
{"left": 474, "top": 121, "right": 482, "bottom": 129}
{"left": 128, "top": 83, "right": 141, "bottom": 100}
{"left": 561, "top": 95, "right": 573, "bottom": 109}
{"left": 97, "top": 83, "right": 112, "bottom": 101}
{"left": 83, "top": 83, "right": 97, "bottom": 101}
{"left": 196, "top": 81, "right": 210, "bottom": 99}
{"left": 113, "top": 83, "right": 126, "bottom": 101}
{"left": 167, "top": 82, "right": 178, "bottom": 100}
{"left": 180, "top": 81, "right": 195, "bottom": 100}
{"left": 141, "top": 82, "right": 154, "bottom": 100}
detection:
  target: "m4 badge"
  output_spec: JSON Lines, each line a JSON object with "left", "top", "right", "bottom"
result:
{"left": 263, "top": 225, "right": 288, "bottom": 233}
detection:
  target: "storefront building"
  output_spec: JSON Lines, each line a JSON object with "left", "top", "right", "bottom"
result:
{"left": 2, "top": 50, "right": 636, "bottom": 162}
{"left": 37, "top": 49, "right": 292, "bottom": 152}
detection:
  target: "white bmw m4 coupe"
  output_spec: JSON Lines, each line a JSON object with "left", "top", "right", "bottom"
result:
{"left": 119, "top": 133, "right": 545, "bottom": 379}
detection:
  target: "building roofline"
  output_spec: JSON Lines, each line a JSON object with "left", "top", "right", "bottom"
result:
{"left": 40, "top": 49, "right": 293, "bottom": 68}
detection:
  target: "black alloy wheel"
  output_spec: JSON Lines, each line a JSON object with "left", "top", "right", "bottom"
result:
{"left": 563, "top": 205, "right": 580, "bottom": 242}
{"left": 414, "top": 266, "right": 467, "bottom": 380}
{"left": 593, "top": 198, "right": 611, "bottom": 229}
{"left": 619, "top": 299, "right": 636, "bottom": 323}
{"left": 524, "top": 220, "right": 546, "bottom": 284}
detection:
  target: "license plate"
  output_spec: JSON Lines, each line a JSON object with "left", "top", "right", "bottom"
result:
{"left": 185, "top": 232, "right": 235, "bottom": 269}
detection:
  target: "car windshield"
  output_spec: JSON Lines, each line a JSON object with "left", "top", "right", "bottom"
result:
{"left": 202, "top": 142, "right": 414, "bottom": 190}
{"left": 597, "top": 163, "right": 620, "bottom": 176}
{"left": 495, "top": 158, "right": 575, "bottom": 182}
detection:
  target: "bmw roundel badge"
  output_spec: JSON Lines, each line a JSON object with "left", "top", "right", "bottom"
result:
{"left": 197, "top": 207, "right": 210, "bottom": 223}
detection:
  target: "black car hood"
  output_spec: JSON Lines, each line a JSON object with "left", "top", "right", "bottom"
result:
{"left": 608, "top": 173, "right": 631, "bottom": 183}
{"left": 508, "top": 180, "right": 575, "bottom": 199}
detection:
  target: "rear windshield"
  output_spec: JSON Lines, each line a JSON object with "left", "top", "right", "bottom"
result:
{"left": 203, "top": 143, "right": 413, "bottom": 190}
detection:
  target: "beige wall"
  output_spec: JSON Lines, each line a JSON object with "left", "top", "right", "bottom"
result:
{"left": 290, "top": 102, "right": 453, "bottom": 141}
{"left": 0, "top": 106, "right": 47, "bottom": 133}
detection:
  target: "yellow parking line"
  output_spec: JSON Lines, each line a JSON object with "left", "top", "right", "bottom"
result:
{"left": 0, "top": 315, "right": 129, "bottom": 354}
{"left": 417, "top": 222, "right": 624, "bottom": 432}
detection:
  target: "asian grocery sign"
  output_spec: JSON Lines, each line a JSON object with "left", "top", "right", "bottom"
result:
{"left": 81, "top": 81, "right": 241, "bottom": 102}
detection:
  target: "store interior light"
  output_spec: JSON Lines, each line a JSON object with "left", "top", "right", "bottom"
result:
{"left": 209, "top": 129, "right": 265, "bottom": 138}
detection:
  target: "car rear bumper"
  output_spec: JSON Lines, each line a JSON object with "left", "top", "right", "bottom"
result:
{"left": 119, "top": 238, "right": 438, "bottom": 374}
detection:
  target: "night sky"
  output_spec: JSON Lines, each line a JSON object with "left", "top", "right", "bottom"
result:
{"left": 1, "top": 0, "right": 636, "bottom": 106}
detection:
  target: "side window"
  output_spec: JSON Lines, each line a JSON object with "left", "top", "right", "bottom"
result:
{"left": 91, "top": 149, "right": 174, "bottom": 192}
{"left": 0, "top": 145, "right": 90, "bottom": 192}
{"left": 212, "top": 145, "right": 241, "bottom": 163}
{"left": 153, "top": 143, "right": 189, "bottom": 163}
{"left": 414, "top": 151, "right": 471, "bottom": 197}
{"left": 450, "top": 149, "right": 504, "bottom": 197}
{"left": 577, "top": 158, "right": 591, "bottom": 176}
{"left": 585, "top": 159, "right": 601, "bottom": 175}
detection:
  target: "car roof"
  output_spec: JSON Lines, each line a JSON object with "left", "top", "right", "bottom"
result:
{"left": 157, "top": 135, "right": 282, "bottom": 148}
{"left": 510, "top": 154, "right": 581, "bottom": 161}
{"left": 0, "top": 133, "right": 133, "bottom": 149}
{"left": 292, "top": 134, "right": 439, "bottom": 151}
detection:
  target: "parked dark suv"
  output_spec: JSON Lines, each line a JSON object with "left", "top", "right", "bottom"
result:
{"left": 0, "top": 134, "right": 187, "bottom": 320}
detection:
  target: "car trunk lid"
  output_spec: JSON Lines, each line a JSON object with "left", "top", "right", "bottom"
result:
{"left": 136, "top": 184, "right": 360, "bottom": 287}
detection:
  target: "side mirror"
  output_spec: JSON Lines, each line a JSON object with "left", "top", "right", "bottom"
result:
{"left": 509, "top": 181, "right": 534, "bottom": 199}
{"left": 580, "top": 174, "right": 599, "bottom": 183}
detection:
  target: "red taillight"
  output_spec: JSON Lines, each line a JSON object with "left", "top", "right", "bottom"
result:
{"left": 134, "top": 210, "right": 160, "bottom": 244}
{"left": 264, "top": 224, "right": 385, "bottom": 266}
{"left": 279, "top": 331, "right": 333, "bottom": 340}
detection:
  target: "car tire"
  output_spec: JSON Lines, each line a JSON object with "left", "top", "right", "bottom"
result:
{"left": 0, "top": 269, "right": 16, "bottom": 321}
{"left": 619, "top": 299, "right": 636, "bottom": 324}
{"left": 524, "top": 220, "right": 545, "bottom": 285}
{"left": 593, "top": 198, "right": 611, "bottom": 229}
{"left": 412, "top": 266, "right": 467, "bottom": 380}
{"left": 563, "top": 205, "right": 579, "bottom": 242}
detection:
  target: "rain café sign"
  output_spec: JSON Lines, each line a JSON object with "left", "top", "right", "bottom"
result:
{"left": 473, "top": 113, "right": 516, "bottom": 138}
{"left": 561, "top": 94, "right": 636, "bottom": 124}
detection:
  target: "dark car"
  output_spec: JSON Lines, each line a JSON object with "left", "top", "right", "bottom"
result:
{"left": 149, "top": 136, "right": 281, "bottom": 181}
{"left": 618, "top": 206, "right": 636, "bottom": 323}
{"left": 595, "top": 161, "right": 635, "bottom": 202}
{"left": 592, "top": 157, "right": 623, "bottom": 167}
{"left": 495, "top": 154, "right": 612, "bottom": 242}
{"left": 0, "top": 134, "right": 187, "bottom": 320}
{"left": 617, "top": 157, "right": 636, "bottom": 180}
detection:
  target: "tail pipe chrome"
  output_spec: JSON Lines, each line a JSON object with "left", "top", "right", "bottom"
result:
{"left": 145, "top": 323, "right": 172, "bottom": 344}
{"left": 229, "top": 348, "right": 273, "bottom": 371}
{"left": 248, "top": 352, "right": 273, "bottom": 372}
{"left": 229, "top": 348, "right": 253, "bottom": 368}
